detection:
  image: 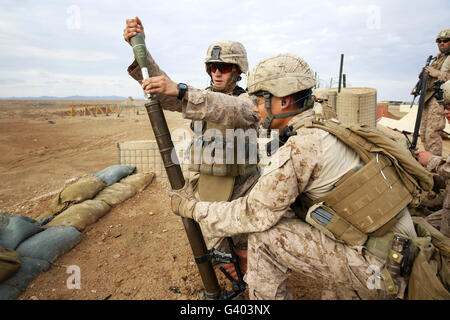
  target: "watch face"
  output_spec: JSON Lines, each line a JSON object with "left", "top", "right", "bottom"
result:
{"left": 179, "top": 83, "right": 188, "bottom": 90}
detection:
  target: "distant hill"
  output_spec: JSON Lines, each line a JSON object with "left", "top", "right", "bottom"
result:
{"left": 0, "top": 95, "right": 132, "bottom": 100}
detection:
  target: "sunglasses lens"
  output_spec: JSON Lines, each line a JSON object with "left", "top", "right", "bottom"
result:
{"left": 437, "top": 39, "right": 449, "bottom": 43}
{"left": 211, "top": 64, "right": 232, "bottom": 73}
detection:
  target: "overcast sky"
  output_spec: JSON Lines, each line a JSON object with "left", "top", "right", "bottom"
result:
{"left": 0, "top": 0, "right": 448, "bottom": 101}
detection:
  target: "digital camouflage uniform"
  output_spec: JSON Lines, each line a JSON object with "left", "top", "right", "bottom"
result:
{"left": 425, "top": 155, "right": 450, "bottom": 237}
{"left": 127, "top": 45, "right": 260, "bottom": 250}
{"left": 189, "top": 54, "right": 417, "bottom": 300}
{"left": 420, "top": 29, "right": 450, "bottom": 156}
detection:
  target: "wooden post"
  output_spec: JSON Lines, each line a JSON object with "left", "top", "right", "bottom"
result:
{"left": 338, "top": 54, "right": 344, "bottom": 93}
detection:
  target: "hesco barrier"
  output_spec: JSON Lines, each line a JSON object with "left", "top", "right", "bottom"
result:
{"left": 328, "top": 87, "right": 377, "bottom": 127}
{"left": 117, "top": 140, "right": 190, "bottom": 179}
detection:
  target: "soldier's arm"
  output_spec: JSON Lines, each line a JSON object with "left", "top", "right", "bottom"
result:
{"left": 438, "top": 56, "right": 450, "bottom": 82}
{"left": 129, "top": 51, "right": 258, "bottom": 129}
{"left": 193, "top": 132, "right": 323, "bottom": 237}
{"left": 127, "top": 49, "right": 185, "bottom": 112}
{"left": 183, "top": 89, "right": 260, "bottom": 130}
{"left": 427, "top": 155, "right": 450, "bottom": 178}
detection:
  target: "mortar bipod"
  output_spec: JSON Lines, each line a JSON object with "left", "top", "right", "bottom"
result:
{"left": 195, "top": 237, "right": 246, "bottom": 300}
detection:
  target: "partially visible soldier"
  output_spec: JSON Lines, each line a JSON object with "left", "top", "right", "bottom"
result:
{"left": 311, "top": 88, "right": 337, "bottom": 120}
{"left": 415, "top": 80, "right": 450, "bottom": 237}
{"left": 123, "top": 17, "right": 260, "bottom": 251}
{"left": 170, "top": 53, "right": 431, "bottom": 300}
{"left": 418, "top": 28, "right": 450, "bottom": 156}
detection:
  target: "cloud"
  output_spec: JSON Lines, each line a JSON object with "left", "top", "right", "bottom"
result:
{"left": 0, "top": 45, "right": 118, "bottom": 62}
{"left": 0, "top": 0, "right": 449, "bottom": 101}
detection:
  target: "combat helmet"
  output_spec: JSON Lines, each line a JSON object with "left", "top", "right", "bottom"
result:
{"left": 442, "top": 80, "right": 450, "bottom": 105}
{"left": 436, "top": 28, "right": 450, "bottom": 40}
{"left": 247, "top": 53, "right": 316, "bottom": 129}
{"left": 312, "top": 88, "right": 330, "bottom": 101}
{"left": 205, "top": 40, "right": 248, "bottom": 93}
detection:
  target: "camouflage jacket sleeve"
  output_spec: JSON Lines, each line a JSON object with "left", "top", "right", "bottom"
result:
{"left": 193, "top": 128, "right": 323, "bottom": 237}
{"left": 183, "top": 88, "right": 259, "bottom": 130}
{"left": 127, "top": 50, "right": 183, "bottom": 112}
{"left": 438, "top": 55, "right": 450, "bottom": 82}
{"left": 127, "top": 51, "right": 259, "bottom": 129}
{"left": 427, "top": 155, "right": 450, "bottom": 178}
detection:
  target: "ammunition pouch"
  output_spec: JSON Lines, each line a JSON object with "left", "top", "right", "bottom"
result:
{"left": 361, "top": 217, "right": 450, "bottom": 299}
{"left": 188, "top": 120, "right": 258, "bottom": 201}
{"left": 304, "top": 153, "right": 412, "bottom": 247}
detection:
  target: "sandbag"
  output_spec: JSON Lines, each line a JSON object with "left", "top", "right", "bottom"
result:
{"left": 1, "top": 256, "right": 50, "bottom": 296}
{"left": 16, "top": 226, "right": 82, "bottom": 263}
{"left": 93, "top": 165, "right": 136, "bottom": 187}
{"left": 0, "top": 213, "right": 45, "bottom": 250}
{"left": 0, "top": 283, "right": 21, "bottom": 300}
{"left": 45, "top": 200, "right": 111, "bottom": 232}
{"left": 120, "top": 172, "right": 155, "bottom": 192}
{"left": 0, "top": 246, "right": 21, "bottom": 283}
{"left": 38, "top": 176, "right": 105, "bottom": 220}
{"left": 93, "top": 182, "right": 137, "bottom": 207}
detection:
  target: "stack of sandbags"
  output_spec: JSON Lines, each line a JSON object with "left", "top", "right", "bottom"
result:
{"left": 93, "top": 165, "right": 137, "bottom": 187}
{"left": 45, "top": 171, "right": 154, "bottom": 231}
{"left": 0, "top": 166, "right": 155, "bottom": 300}
{"left": 0, "top": 213, "right": 81, "bottom": 300}
{"left": 37, "top": 176, "right": 106, "bottom": 221}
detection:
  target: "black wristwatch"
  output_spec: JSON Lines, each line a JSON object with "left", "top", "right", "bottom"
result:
{"left": 177, "top": 83, "right": 188, "bottom": 100}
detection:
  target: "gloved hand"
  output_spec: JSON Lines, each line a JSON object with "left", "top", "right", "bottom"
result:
{"left": 169, "top": 181, "right": 197, "bottom": 219}
{"left": 425, "top": 66, "right": 440, "bottom": 78}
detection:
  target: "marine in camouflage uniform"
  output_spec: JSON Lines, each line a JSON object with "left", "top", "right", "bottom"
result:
{"left": 415, "top": 80, "right": 450, "bottom": 237}
{"left": 171, "top": 54, "right": 418, "bottom": 300}
{"left": 123, "top": 18, "right": 260, "bottom": 251}
{"left": 419, "top": 28, "right": 450, "bottom": 156}
{"left": 312, "top": 88, "right": 337, "bottom": 120}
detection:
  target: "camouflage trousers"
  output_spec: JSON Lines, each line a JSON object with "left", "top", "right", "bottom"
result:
{"left": 244, "top": 218, "right": 385, "bottom": 300}
{"left": 420, "top": 97, "right": 446, "bottom": 156}
{"left": 426, "top": 208, "right": 450, "bottom": 238}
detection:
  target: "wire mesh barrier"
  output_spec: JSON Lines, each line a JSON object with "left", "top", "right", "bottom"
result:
{"left": 328, "top": 88, "right": 377, "bottom": 127}
{"left": 117, "top": 140, "right": 191, "bottom": 179}
{"left": 71, "top": 105, "right": 146, "bottom": 118}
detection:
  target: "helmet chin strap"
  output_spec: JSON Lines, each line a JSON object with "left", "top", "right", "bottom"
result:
{"left": 261, "top": 90, "right": 313, "bottom": 129}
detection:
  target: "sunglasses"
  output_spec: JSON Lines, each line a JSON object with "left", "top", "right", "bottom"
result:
{"left": 445, "top": 105, "right": 450, "bottom": 111}
{"left": 209, "top": 63, "right": 233, "bottom": 73}
{"left": 436, "top": 39, "right": 449, "bottom": 44}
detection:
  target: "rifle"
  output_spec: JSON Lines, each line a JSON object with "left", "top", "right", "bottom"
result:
{"left": 129, "top": 32, "right": 222, "bottom": 299}
{"left": 408, "top": 55, "right": 435, "bottom": 152}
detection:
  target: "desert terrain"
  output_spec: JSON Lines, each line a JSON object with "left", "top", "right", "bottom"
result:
{"left": 0, "top": 100, "right": 447, "bottom": 300}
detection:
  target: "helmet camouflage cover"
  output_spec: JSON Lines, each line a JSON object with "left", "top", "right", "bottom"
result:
{"left": 442, "top": 80, "right": 450, "bottom": 105}
{"left": 312, "top": 88, "right": 330, "bottom": 100}
{"left": 247, "top": 53, "right": 316, "bottom": 97}
{"left": 205, "top": 40, "right": 248, "bottom": 74}
{"left": 436, "top": 28, "right": 450, "bottom": 40}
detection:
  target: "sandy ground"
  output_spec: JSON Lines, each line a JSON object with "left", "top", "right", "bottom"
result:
{"left": 0, "top": 100, "right": 446, "bottom": 300}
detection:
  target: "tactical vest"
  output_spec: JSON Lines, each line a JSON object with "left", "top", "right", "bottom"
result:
{"left": 188, "top": 86, "right": 258, "bottom": 201}
{"left": 291, "top": 118, "right": 433, "bottom": 247}
{"left": 425, "top": 54, "right": 448, "bottom": 103}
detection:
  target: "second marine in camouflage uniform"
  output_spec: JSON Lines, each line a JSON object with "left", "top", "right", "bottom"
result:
{"left": 123, "top": 18, "right": 260, "bottom": 250}
{"left": 415, "top": 80, "right": 450, "bottom": 237}
{"left": 419, "top": 28, "right": 450, "bottom": 156}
